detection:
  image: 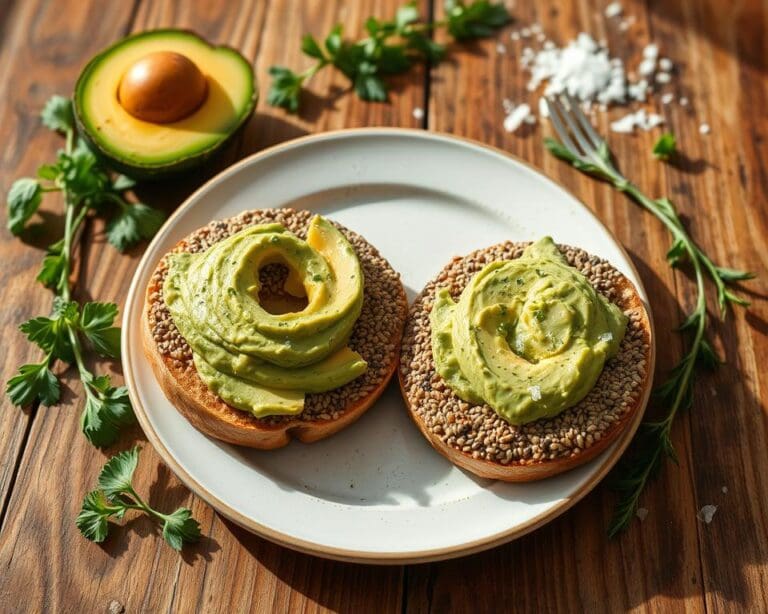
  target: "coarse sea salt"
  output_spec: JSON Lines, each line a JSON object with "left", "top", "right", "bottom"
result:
{"left": 636, "top": 507, "right": 649, "bottom": 521}
{"left": 697, "top": 505, "right": 718, "bottom": 524}
{"left": 528, "top": 385, "right": 542, "bottom": 401}
{"left": 605, "top": 1, "right": 623, "bottom": 18}
{"left": 503, "top": 102, "right": 534, "bottom": 133}
{"left": 521, "top": 33, "right": 666, "bottom": 109}
{"left": 610, "top": 109, "right": 664, "bottom": 133}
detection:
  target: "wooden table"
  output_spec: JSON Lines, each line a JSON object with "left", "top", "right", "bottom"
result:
{"left": 1, "top": 0, "right": 766, "bottom": 611}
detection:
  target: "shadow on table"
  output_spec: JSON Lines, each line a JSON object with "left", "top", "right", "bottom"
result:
{"left": 648, "top": 0, "right": 766, "bottom": 73}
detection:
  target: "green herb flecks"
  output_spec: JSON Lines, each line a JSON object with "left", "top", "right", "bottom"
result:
{"left": 268, "top": 1, "right": 510, "bottom": 114}
{"left": 76, "top": 447, "right": 201, "bottom": 550}
{"left": 5, "top": 95, "right": 165, "bottom": 447}
{"left": 544, "top": 135, "right": 754, "bottom": 537}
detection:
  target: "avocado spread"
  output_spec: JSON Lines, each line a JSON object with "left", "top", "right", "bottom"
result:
{"left": 164, "top": 215, "right": 367, "bottom": 418}
{"left": 431, "top": 237, "right": 628, "bottom": 425}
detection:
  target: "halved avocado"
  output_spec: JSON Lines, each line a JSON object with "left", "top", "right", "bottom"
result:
{"left": 74, "top": 29, "right": 257, "bottom": 179}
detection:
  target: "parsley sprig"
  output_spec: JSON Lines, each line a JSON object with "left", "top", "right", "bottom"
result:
{"left": 5, "top": 95, "right": 164, "bottom": 447}
{"left": 544, "top": 136, "right": 754, "bottom": 536}
{"left": 77, "top": 447, "right": 201, "bottom": 550}
{"left": 268, "top": 0, "right": 510, "bottom": 113}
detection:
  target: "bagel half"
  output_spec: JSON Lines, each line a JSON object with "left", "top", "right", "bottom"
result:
{"left": 398, "top": 241, "right": 653, "bottom": 482}
{"left": 144, "top": 208, "right": 408, "bottom": 449}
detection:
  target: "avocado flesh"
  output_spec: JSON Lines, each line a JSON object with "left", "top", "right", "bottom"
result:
{"left": 165, "top": 216, "right": 367, "bottom": 418}
{"left": 74, "top": 29, "right": 256, "bottom": 176}
{"left": 431, "top": 237, "right": 628, "bottom": 425}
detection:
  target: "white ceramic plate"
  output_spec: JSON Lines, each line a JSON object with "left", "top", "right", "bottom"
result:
{"left": 123, "top": 129, "right": 654, "bottom": 563}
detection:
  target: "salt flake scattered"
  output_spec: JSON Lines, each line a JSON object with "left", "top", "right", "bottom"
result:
{"left": 503, "top": 102, "right": 533, "bottom": 133}
{"left": 497, "top": 43, "right": 507, "bottom": 54}
{"left": 599, "top": 332, "right": 614, "bottom": 343}
{"left": 655, "top": 72, "right": 671, "bottom": 84}
{"left": 610, "top": 109, "right": 664, "bottom": 133}
{"left": 638, "top": 58, "right": 656, "bottom": 77}
{"left": 661, "top": 93, "right": 674, "bottom": 104}
{"left": 722, "top": 486, "right": 729, "bottom": 494}
{"left": 538, "top": 97, "right": 550, "bottom": 118}
{"left": 659, "top": 57, "right": 673, "bottom": 72}
{"left": 642, "top": 43, "right": 659, "bottom": 59}
{"left": 528, "top": 385, "right": 542, "bottom": 401}
{"left": 412, "top": 107, "right": 424, "bottom": 120}
{"left": 605, "top": 1, "right": 623, "bottom": 18}
{"left": 680, "top": 96, "right": 689, "bottom": 106}
{"left": 697, "top": 504, "right": 718, "bottom": 524}
{"left": 699, "top": 122, "right": 711, "bottom": 134}
{"left": 636, "top": 507, "right": 649, "bottom": 521}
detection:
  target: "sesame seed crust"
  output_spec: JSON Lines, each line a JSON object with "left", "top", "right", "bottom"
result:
{"left": 145, "top": 208, "right": 407, "bottom": 430}
{"left": 399, "top": 242, "right": 652, "bottom": 476}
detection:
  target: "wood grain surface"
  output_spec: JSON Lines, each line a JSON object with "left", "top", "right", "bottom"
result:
{"left": 0, "top": 0, "right": 766, "bottom": 612}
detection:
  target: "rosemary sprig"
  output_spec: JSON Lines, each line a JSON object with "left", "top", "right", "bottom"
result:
{"left": 544, "top": 136, "right": 754, "bottom": 536}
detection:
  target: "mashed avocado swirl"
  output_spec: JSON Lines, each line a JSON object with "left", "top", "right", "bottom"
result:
{"left": 164, "top": 215, "right": 367, "bottom": 418}
{"left": 431, "top": 237, "right": 628, "bottom": 425}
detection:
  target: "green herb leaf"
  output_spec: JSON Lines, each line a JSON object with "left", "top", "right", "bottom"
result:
{"left": 57, "top": 141, "right": 110, "bottom": 199}
{"left": 79, "top": 301, "right": 121, "bottom": 358}
{"left": 80, "top": 380, "right": 135, "bottom": 448}
{"left": 37, "top": 164, "right": 60, "bottom": 181}
{"left": 697, "top": 338, "right": 721, "bottom": 369}
{"left": 97, "top": 446, "right": 140, "bottom": 497}
{"left": 6, "top": 361, "right": 60, "bottom": 406}
{"left": 301, "top": 34, "right": 325, "bottom": 60}
{"left": 37, "top": 239, "right": 67, "bottom": 290}
{"left": 19, "top": 299, "right": 78, "bottom": 362}
{"left": 378, "top": 45, "right": 412, "bottom": 74}
{"left": 714, "top": 266, "right": 755, "bottom": 282}
{"left": 41, "top": 95, "right": 75, "bottom": 134}
{"left": 354, "top": 73, "right": 388, "bottom": 101}
{"left": 445, "top": 0, "right": 511, "bottom": 40}
{"left": 76, "top": 490, "right": 124, "bottom": 543}
{"left": 7, "top": 178, "right": 43, "bottom": 235}
{"left": 111, "top": 174, "right": 137, "bottom": 192}
{"left": 666, "top": 237, "right": 687, "bottom": 267}
{"left": 266, "top": 66, "right": 305, "bottom": 113}
{"left": 652, "top": 132, "right": 677, "bottom": 160}
{"left": 406, "top": 34, "right": 446, "bottom": 62}
{"left": 106, "top": 203, "right": 165, "bottom": 252}
{"left": 161, "top": 508, "right": 202, "bottom": 551}
{"left": 395, "top": 3, "right": 420, "bottom": 31}
{"left": 325, "top": 24, "right": 343, "bottom": 57}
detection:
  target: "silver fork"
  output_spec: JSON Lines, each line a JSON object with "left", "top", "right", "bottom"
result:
{"left": 544, "top": 93, "right": 626, "bottom": 183}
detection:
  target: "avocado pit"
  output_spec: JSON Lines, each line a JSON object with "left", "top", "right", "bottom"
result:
{"left": 118, "top": 51, "right": 208, "bottom": 123}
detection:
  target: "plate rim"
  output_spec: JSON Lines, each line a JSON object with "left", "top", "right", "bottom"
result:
{"left": 122, "top": 127, "right": 656, "bottom": 564}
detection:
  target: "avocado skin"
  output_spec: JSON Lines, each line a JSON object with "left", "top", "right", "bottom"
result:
{"left": 73, "top": 29, "right": 258, "bottom": 181}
